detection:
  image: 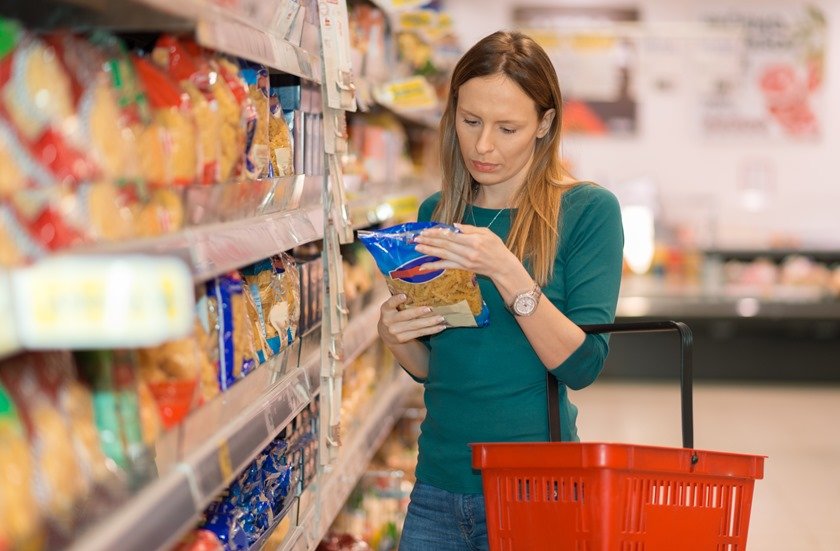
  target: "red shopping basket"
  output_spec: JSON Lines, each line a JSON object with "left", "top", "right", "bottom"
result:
{"left": 471, "top": 321, "right": 766, "bottom": 551}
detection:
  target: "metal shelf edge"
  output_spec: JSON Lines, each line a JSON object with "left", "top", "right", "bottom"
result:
{"left": 69, "top": 353, "right": 314, "bottom": 551}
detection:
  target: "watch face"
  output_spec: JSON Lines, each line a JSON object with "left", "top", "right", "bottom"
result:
{"left": 514, "top": 295, "right": 538, "bottom": 316}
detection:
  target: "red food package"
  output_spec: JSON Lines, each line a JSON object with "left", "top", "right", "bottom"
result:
{"left": 131, "top": 55, "right": 198, "bottom": 187}
{"left": 152, "top": 36, "right": 221, "bottom": 185}
{"left": 0, "top": 353, "right": 87, "bottom": 544}
{"left": 0, "top": 31, "right": 99, "bottom": 188}
{"left": 46, "top": 32, "right": 140, "bottom": 183}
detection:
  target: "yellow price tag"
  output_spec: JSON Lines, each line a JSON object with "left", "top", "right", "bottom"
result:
{"left": 399, "top": 10, "right": 434, "bottom": 31}
{"left": 375, "top": 76, "right": 438, "bottom": 111}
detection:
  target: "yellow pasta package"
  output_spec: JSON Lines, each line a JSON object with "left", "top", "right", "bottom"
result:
{"left": 358, "top": 222, "right": 490, "bottom": 328}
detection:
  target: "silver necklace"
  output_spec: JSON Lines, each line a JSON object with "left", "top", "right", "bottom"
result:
{"left": 470, "top": 205, "right": 506, "bottom": 230}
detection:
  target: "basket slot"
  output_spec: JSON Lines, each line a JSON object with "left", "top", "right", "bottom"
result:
{"left": 620, "top": 476, "right": 751, "bottom": 549}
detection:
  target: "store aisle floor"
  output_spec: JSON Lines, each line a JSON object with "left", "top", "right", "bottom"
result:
{"left": 570, "top": 381, "right": 840, "bottom": 551}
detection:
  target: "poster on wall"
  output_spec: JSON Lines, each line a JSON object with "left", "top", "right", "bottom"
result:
{"left": 513, "top": 6, "right": 638, "bottom": 136}
{"left": 698, "top": 5, "right": 826, "bottom": 140}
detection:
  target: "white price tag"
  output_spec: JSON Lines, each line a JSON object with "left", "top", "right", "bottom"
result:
{"left": 11, "top": 256, "right": 193, "bottom": 349}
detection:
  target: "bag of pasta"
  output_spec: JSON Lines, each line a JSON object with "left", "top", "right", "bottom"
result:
{"left": 358, "top": 222, "right": 490, "bottom": 328}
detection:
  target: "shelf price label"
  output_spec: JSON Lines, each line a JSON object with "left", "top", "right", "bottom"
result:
{"left": 11, "top": 255, "right": 193, "bottom": 349}
{"left": 374, "top": 76, "right": 438, "bottom": 111}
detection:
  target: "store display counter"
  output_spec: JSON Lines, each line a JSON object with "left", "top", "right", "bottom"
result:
{"left": 609, "top": 277, "right": 840, "bottom": 382}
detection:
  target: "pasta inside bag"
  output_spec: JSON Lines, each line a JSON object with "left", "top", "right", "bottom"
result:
{"left": 358, "top": 222, "right": 490, "bottom": 328}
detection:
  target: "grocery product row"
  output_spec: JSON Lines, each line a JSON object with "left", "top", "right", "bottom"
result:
{"left": 0, "top": 20, "right": 328, "bottom": 267}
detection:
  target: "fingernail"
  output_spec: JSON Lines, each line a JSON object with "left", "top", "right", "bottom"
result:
{"left": 399, "top": 294, "right": 406, "bottom": 300}
{"left": 436, "top": 316, "right": 445, "bottom": 323}
{"left": 424, "top": 307, "right": 433, "bottom": 313}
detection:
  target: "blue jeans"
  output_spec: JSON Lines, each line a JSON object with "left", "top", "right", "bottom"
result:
{"left": 399, "top": 481, "right": 489, "bottom": 551}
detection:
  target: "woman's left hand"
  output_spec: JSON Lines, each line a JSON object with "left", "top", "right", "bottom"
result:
{"left": 413, "top": 223, "right": 521, "bottom": 280}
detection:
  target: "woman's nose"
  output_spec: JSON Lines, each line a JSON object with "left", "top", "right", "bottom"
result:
{"left": 475, "top": 128, "right": 494, "bottom": 154}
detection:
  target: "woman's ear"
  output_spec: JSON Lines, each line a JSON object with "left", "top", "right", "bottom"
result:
{"left": 537, "top": 108, "right": 556, "bottom": 138}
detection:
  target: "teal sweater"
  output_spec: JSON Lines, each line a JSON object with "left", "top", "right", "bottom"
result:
{"left": 412, "top": 183, "right": 624, "bottom": 494}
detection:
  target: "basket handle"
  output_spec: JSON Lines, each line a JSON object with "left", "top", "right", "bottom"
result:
{"left": 547, "top": 320, "right": 694, "bottom": 449}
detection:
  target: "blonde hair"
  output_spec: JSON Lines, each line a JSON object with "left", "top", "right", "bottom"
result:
{"left": 434, "top": 31, "right": 577, "bottom": 286}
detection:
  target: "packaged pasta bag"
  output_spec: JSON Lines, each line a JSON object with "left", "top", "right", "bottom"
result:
{"left": 0, "top": 381, "right": 41, "bottom": 551}
{"left": 273, "top": 253, "right": 301, "bottom": 350}
{"left": 239, "top": 63, "right": 270, "bottom": 179}
{"left": 268, "top": 89, "right": 294, "bottom": 177}
{"left": 240, "top": 258, "right": 281, "bottom": 363}
{"left": 90, "top": 32, "right": 162, "bottom": 189}
{"left": 74, "top": 350, "right": 157, "bottom": 491}
{"left": 205, "top": 274, "right": 258, "bottom": 391}
{"left": 195, "top": 288, "right": 221, "bottom": 403}
{"left": 45, "top": 32, "right": 138, "bottom": 184}
{"left": 136, "top": 324, "right": 208, "bottom": 429}
{"left": 215, "top": 56, "right": 254, "bottom": 180}
{"left": 0, "top": 21, "right": 99, "bottom": 189}
{"left": 152, "top": 36, "right": 221, "bottom": 185}
{"left": 358, "top": 222, "right": 490, "bottom": 328}
{"left": 0, "top": 353, "right": 86, "bottom": 545}
{"left": 240, "top": 254, "right": 300, "bottom": 363}
{"left": 131, "top": 55, "right": 198, "bottom": 187}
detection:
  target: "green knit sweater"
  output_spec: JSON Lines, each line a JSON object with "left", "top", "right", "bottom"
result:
{"left": 411, "top": 183, "right": 624, "bottom": 494}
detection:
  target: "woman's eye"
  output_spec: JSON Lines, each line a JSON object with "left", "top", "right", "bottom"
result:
{"left": 462, "top": 118, "right": 479, "bottom": 126}
{"left": 500, "top": 127, "right": 517, "bottom": 135}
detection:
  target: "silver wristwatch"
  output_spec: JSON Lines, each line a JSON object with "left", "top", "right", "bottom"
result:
{"left": 507, "top": 285, "right": 542, "bottom": 317}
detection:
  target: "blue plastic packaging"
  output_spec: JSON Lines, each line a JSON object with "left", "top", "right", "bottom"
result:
{"left": 358, "top": 222, "right": 490, "bottom": 328}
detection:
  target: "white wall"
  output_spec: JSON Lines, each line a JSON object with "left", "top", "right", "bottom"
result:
{"left": 443, "top": 0, "right": 840, "bottom": 249}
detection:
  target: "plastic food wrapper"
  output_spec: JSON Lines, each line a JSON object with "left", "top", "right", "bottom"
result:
{"left": 268, "top": 89, "right": 294, "bottom": 177}
{"left": 216, "top": 57, "right": 254, "bottom": 181}
{"left": 46, "top": 32, "right": 138, "bottom": 184}
{"left": 0, "top": 381, "right": 41, "bottom": 551}
{"left": 136, "top": 322, "right": 210, "bottom": 429}
{"left": 0, "top": 353, "right": 87, "bottom": 544}
{"left": 152, "top": 36, "right": 221, "bottom": 185}
{"left": 358, "top": 222, "right": 490, "bottom": 328}
{"left": 131, "top": 55, "right": 198, "bottom": 187}
{"left": 205, "top": 274, "right": 258, "bottom": 391}
{"left": 75, "top": 350, "right": 157, "bottom": 490}
{"left": 239, "top": 63, "right": 270, "bottom": 179}
{"left": 0, "top": 23, "right": 99, "bottom": 189}
{"left": 241, "top": 254, "right": 300, "bottom": 363}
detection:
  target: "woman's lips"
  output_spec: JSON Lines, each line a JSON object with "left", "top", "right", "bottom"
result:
{"left": 471, "top": 160, "right": 498, "bottom": 173}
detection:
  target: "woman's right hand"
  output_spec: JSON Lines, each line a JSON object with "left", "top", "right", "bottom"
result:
{"left": 378, "top": 294, "right": 447, "bottom": 346}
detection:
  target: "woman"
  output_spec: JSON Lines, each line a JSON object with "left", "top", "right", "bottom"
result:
{"left": 377, "top": 31, "right": 624, "bottom": 550}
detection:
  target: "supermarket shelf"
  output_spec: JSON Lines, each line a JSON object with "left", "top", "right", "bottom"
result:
{"left": 196, "top": 18, "right": 320, "bottom": 83}
{"left": 69, "top": 343, "right": 318, "bottom": 551}
{"left": 85, "top": 204, "right": 324, "bottom": 282}
{"left": 290, "top": 371, "right": 414, "bottom": 551}
{"left": 5, "top": 1, "right": 319, "bottom": 81}
{"left": 341, "top": 289, "right": 389, "bottom": 366}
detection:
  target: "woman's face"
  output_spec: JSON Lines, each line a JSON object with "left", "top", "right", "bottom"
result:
{"left": 455, "top": 73, "right": 554, "bottom": 199}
